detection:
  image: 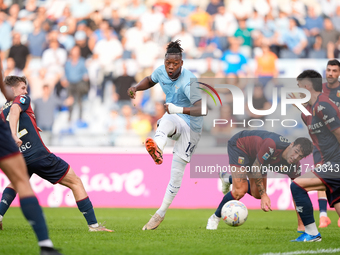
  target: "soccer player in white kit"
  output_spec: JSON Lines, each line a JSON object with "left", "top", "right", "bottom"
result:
{"left": 128, "top": 40, "right": 203, "bottom": 230}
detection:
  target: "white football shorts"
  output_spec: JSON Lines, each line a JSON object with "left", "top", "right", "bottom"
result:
{"left": 158, "top": 113, "right": 201, "bottom": 162}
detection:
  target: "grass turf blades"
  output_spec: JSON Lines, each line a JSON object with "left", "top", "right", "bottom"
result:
{"left": 0, "top": 208, "right": 339, "bottom": 255}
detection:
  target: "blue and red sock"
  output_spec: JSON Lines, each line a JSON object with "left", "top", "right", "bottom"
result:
{"left": 291, "top": 182, "right": 315, "bottom": 226}
{"left": 76, "top": 197, "right": 97, "bottom": 225}
{"left": 215, "top": 191, "right": 235, "bottom": 217}
{"left": 20, "top": 196, "right": 49, "bottom": 242}
{"left": 0, "top": 187, "right": 16, "bottom": 216}
{"left": 318, "top": 198, "right": 328, "bottom": 215}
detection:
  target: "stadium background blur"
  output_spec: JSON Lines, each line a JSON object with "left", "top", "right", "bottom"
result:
{"left": 0, "top": 0, "right": 339, "bottom": 147}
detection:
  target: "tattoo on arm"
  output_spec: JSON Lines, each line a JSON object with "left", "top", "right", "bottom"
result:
{"left": 250, "top": 159, "right": 266, "bottom": 196}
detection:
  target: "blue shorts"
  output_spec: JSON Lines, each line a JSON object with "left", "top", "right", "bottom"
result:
{"left": 228, "top": 139, "right": 254, "bottom": 167}
{"left": 27, "top": 153, "right": 70, "bottom": 184}
{"left": 313, "top": 161, "right": 340, "bottom": 207}
{"left": 0, "top": 119, "right": 20, "bottom": 161}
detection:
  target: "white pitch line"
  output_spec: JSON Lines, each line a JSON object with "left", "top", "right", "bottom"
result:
{"left": 260, "top": 248, "right": 340, "bottom": 255}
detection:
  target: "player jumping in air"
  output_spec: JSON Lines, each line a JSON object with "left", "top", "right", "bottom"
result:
{"left": 207, "top": 130, "right": 313, "bottom": 230}
{"left": 0, "top": 76, "right": 112, "bottom": 233}
{"left": 290, "top": 69, "right": 340, "bottom": 242}
{"left": 0, "top": 71, "right": 62, "bottom": 254}
{"left": 127, "top": 40, "right": 203, "bottom": 230}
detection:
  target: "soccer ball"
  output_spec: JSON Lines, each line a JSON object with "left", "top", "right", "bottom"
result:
{"left": 221, "top": 200, "right": 248, "bottom": 227}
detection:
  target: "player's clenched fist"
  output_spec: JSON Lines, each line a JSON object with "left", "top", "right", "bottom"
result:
{"left": 127, "top": 87, "right": 137, "bottom": 99}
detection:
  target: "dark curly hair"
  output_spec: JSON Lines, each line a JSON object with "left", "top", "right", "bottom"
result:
{"left": 293, "top": 137, "right": 313, "bottom": 157}
{"left": 166, "top": 40, "right": 183, "bottom": 56}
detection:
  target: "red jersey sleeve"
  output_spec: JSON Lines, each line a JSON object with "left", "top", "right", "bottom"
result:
{"left": 13, "top": 95, "right": 30, "bottom": 112}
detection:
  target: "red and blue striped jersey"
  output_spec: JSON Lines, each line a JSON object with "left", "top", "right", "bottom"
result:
{"left": 301, "top": 94, "right": 340, "bottom": 165}
{"left": 1, "top": 95, "right": 50, "bottom": 164}
{"left": 322, "top": 82, "right": 340, "bottom": 109}
{"left": 233, "top": 130, "right": 295, "bottom": 166}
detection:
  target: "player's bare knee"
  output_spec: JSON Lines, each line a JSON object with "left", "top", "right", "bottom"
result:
{"left": 60, "top": 174, "right": 80, "bottom": 189}
{"left": 70, "top": 175, "right": 82, "bottom": 186}
{"left": 232, "top": 189, "right": 247, "bottom": 200}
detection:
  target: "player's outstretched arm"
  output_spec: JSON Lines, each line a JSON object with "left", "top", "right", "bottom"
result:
{"left": 165, "top": 100, "right": 204, "bottom": 116}
{"left": 248, "top": 159, "right": 272, "bottom": 212}
{"left": 8, "top": 104, "right": 22, "bottom": 147}
{"left": 127, "top": 76, "right": 156, "bottom": 99}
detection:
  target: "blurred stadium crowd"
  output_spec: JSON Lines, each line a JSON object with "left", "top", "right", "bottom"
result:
{"left": 0, "top": 0, "right": 337, "bottom": 146}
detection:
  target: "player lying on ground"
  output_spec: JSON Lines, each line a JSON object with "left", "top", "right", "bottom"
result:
{"left": 208, "top": 130, "right": 313, "bottom": 231}
{"left": 128, "top": 40, "right": 204, "bottom": 230}
{"left": 0, "top": 76, "right": 112, "bottom": 233}
{"left": 289, "top": 70, "right": 340, "bottom": 242}
{"left": 0, "top": 68, "right": 62, "bottom": 255}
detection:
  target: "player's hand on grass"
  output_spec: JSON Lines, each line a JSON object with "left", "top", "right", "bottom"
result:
{"left": 261, "top": 194, "right": 272, "bottom": 212}
{"left": 127, "top": 87, "right": 136, "bottom": 99}
{"left": 12, "top": 135, "right": 22, "bottom": 147}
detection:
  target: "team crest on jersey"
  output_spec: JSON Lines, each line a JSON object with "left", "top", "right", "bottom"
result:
{"left": 269, "top": 147, "right": 274, "bottom": 155}
{"left": 174, "top": 85, "right": 179, "bottom": 93}
{"left": 317, "top": 105, "right": 325, "bottom": 112}
{"left": 238, "top": 156, "right": 244, "bottom": 164}
{"left": 337, "top": 90, "right": 340, "bottom": 97}
{"left": 20, "top": 96, "right": 26, "bottom": 104}
{"left": 262, "top": 153, "right": 270, "bottom": 160}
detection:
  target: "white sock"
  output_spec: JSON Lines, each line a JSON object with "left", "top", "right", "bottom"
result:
{"left": 305, "top": 222, "right": 319, "bottom": 236}
{"left": 320, "top": 212, "right": 328, "bottom": 218}
{"left": 38, "top": 239, "right": 53, "bottom": 248}
{"left": 156, "top": 196, "right": 172, "bottom": 218}
{"left": 156, "top": 154, "right": 187, "bottom": 217}
{"left": 89, "top": 223, "right": 99, "bottom": 228}
{"left": 0, "top": 215, "right": 3, "bottom": 221}
{"left": 154, "top": 118, "right": 176, "bottom": 152}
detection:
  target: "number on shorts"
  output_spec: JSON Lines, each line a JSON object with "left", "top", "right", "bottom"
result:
{"left": 185, "top": 142, "right": 196, "bottom": 156}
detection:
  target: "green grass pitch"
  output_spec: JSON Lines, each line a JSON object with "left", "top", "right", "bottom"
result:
{"left": 0, "top": 208, "right": 339, "bottom": 255}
